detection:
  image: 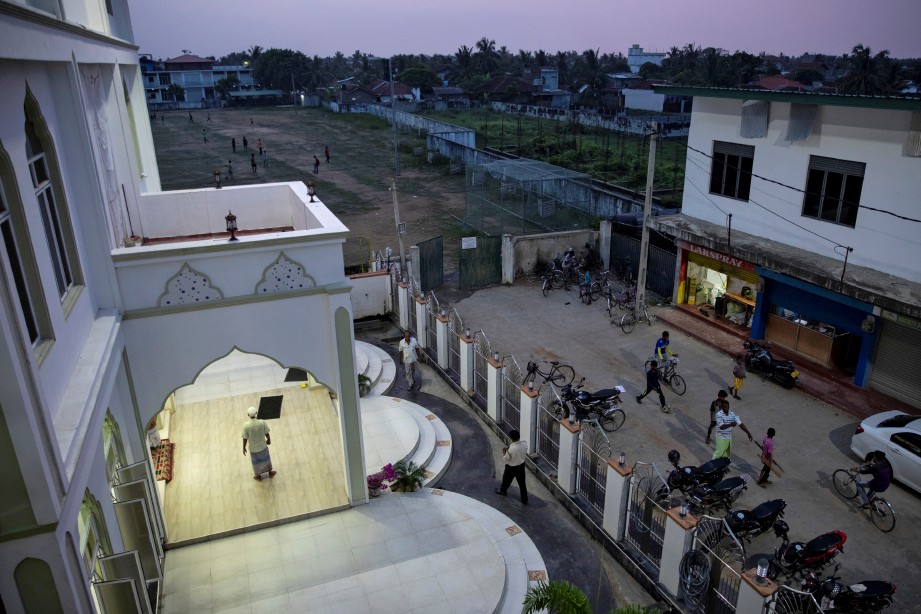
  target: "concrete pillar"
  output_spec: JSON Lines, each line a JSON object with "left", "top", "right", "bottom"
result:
{"left": 658, "top": 507, "right": 698, "bottom": 599}
{"left": 556, "top": 419, "right": 581, "bottom": 495}
{"left": 459, "top": 333, "right": 475, "bottom": 395}
{"left": 501, "top": 233, "right": 515, "bottom": 284}
{"left": 486, "top": 354, "right": 503, "bottom": 422}
{"left": 736, "top": 568, "right": 779, "bottom": 614}
{"left": 435, "top": 312, "right": 449, "bottom": 369}
{"left": 599, "top": 219, "right": 613, "bottom": 271}
{"left": 397, "top": 282, "right": 410, "bottom": 329}
{"left": 519, "top": 384, "right": 539, "bottom": 454}
{"left": 414, "top": 297, "right": 428, "bottom": 348}
{"left": 602, "top": 460, "right": 632, "bottom": 541}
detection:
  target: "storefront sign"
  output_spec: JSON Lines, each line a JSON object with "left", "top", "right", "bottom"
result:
{"left": 683, "top": 243, "right": 755, "bottom": 272}
{"left": 461, "top": 237, "right": 477, "bottom": 250}
{"left": 880, "top": 309, "right": 921, "bottom": 331}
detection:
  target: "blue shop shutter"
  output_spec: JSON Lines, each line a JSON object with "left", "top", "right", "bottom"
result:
{"left": 767, "top": 282, "right": 869, "bottom": 333}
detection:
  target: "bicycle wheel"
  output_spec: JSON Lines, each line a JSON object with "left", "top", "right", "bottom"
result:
{"left": 590, "top": 281, "right": 603, "bottom": 301}
{"left": 832, "top": 469, "right": 858, "bottom": 500}
{"left": 541, "top": 278, "right": 551, "bottom": 297}
{"left": 600, "top": 409, "right": 625, "bottom": 432}
{"left": 551, "top": 270, "right": 566, "bottom": 289}
{"left": 620, "top": 312, "right": 637, "bottom": 334}
{"left": 870, "top": 498, "right": 896, "bottom": 532}
{"left": 668, "top": 374, "right": 687, "bottom": 395}
{"left": 581, "top": 288, "right": 592, "bottom": 305}
{"left": 551, "top": 364, "right": 575, "bottom": 386}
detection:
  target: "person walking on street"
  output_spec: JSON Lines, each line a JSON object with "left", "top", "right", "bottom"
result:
{"left": 231, "top": 137, "right": 236, "bottom": 153}
{"left": 242, "top": 406, "right": 276, "bottom": 481}
{"left": 250, "top": 153, "right": 257, "bottom": 174}
{"left": 324, "top": 145, "right": 330, "bottom": 163}
{"left": 202, "top": 128, "right": 208, "bottom": 143}
{"left": 757, "top": 428, "right": 776, "bottom": 486}
{"left": 188, "top": 111, "right": 193, "bottom": 123}
{"left": 398, "top": 330, "right": 423, "bottom": 390}
{"left": 712, "top": 400, "right": 754, "bottom": 459}
{"left": 729, "top": 354, "right": 746, "bottom": 399}
{"left": 250, "top": 117, "right": 254, "bottom": 126}
{"left": 243, "top": 136, "right": 248, "bottom": 150}
{"left": 637, "top": 360, "right": 669, "bottom": 412}
{"left": 207, "top": 113, "right": 212, "bottom": 123}
{"left": 706, "top": 389, "right": 729, "bottom": 444}
{"left": 257, "top": 139, "right": 264, "bottom": 155}
{"left": 226, "top": 160, "right": 234, "bottom": 180}
{"left": 495, "top": 429, "right": 529, "bottom": 505}
{"left": 262, "top": 149, "right": 268, "bottom": 168}
{"left": 313, "top": 155, "right": 320, "bottom": 174}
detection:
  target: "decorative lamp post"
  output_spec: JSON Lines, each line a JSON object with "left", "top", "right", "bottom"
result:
{"left": 213, "top": 168, "right": 222, "bottom": 189}
{"left": 618, "top": 452, "right": 626, "bottom": 468}
{"left": 307, "top": 181, "right": 317, "bottom": 202}
{"left": 225, "top": 210, "right": 238, "bottom": 242}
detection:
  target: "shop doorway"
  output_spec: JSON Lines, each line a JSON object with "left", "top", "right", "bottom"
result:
{"left": 147, "top": 350, "right": 349, "bottom": 545}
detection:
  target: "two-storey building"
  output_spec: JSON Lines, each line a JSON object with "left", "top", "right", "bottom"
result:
{"left": 652, "top": 85, "right": 921, "bottom": 408}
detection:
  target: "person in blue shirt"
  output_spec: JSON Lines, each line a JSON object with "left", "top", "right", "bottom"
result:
{"left": 655, "top": 331, "right": 674, "bottom": 362}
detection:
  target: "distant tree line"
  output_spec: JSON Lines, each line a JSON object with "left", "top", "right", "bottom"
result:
{"left": 215, "top": 41, "right": 921, "bottom": 98}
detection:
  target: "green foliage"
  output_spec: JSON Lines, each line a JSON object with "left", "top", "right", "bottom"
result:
{"left": 214, "top": 75, "right": 240, "bottom": 98}
{"left": 398, "top": 66, "right": 441, "bottom": 92}
{"left": 390, "top": 460, "right": 427, "bottom": 492}
{"left": 165, "top": 83, "right": 185, "bottom": 102}
{"left": 837, "top": 44, "right": 900, "bottom": 95}
{"left": 253, "top": 48, "right": 310, "bottom": 90}
{"left": 522, "top": 581, "right": 592, "bottom": 614}
{"left": 357, "top": 374, "right": 372, "bottom": 397}
{"left": 788, "top": 68, "right": 825, "bottom": 86}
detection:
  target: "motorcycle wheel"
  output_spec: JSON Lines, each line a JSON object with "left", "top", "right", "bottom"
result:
{"left": 600, "top": 409, "right": 625, "bottom": 432}
{"left": 780, "top": 374, "right": 797, "bottom": 389}
{"left": 668, "top": 374, "right": 687, "bottom": 395}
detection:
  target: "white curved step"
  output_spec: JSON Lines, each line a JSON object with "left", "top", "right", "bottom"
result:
{"left": 355, "top": 341, "right": 396, "bottom": 397}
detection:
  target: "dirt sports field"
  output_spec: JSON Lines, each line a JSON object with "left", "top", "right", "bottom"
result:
{"left": 150, "top": 106, "right": 468, "bottom": 272}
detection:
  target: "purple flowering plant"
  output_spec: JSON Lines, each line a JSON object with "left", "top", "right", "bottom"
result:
{"left": 367, "top": 463, "right": 397, "bottom": 491}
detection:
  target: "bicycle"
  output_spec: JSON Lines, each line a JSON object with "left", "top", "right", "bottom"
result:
{"left": 832, "top": 467, "right": 896, "bottom": 532}
{"left": 620, "top": 300, "right": 655, "bottom": 334}
{"left": 605, "top": 284, "right": 636, "bottom": 318}
{"left": 524, "top": 360, "right": 576, "bottom": 386}
{"left": 644, "top": 356, "right": 686, "bottom": 395}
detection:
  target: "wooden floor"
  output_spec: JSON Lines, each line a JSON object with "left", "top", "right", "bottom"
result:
{"left": 162, "top": 384, "right": 349, "bottom": 545}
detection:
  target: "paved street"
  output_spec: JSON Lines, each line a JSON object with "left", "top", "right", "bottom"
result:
{"left": 451, "top": 280, "right": 921, "bottom": 610}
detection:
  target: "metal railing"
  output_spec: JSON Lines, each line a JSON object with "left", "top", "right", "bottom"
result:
{"left": 688, "top": 516, "right": 745, "bottom": 614}
{"left": 499, "top": 356, "right": 523, "bottom": 432}
{"left": 624, "top": 462, "right": 669, "bottom": 579}
{"left": 425, "top": 293, "right": 439, "bottom": 361}
{"left": 447, "top": 309, "right": 463, "bottom": 381}
{"left": 576, "top": 430, "right": 609, "bottom": 513}
{"left": 536, "top": 386, "right": 560, "bottom": 470}
{"left": 472, "top": 332, "right": 492, "bottom": 410}
{"left": 407, "top": 276, "right": 419, "bottom": 335}
{"left": 767, "top": 585, "right": 824, "bottom": 614}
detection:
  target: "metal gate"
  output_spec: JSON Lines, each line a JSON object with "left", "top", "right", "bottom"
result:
{"left": 448, "top": 309, "right": 464, "bottom": 382}
{"left": 459, "top": 235, "right": 502, "bottom": 289}
{"left": 537, "top": 386, "right": 560, "bottom": 470}
{"left": 576, "top": 425, "right": 610, "bottom": 513}
{"left": 870, "top": 318, "right": 921, "bottom": 407}
{"left": 625, "top": 462, "right": 669, "bottom": 578}
{"left": 408, "top": 277, "right": 420, "bottom": 334}
{"left": 416, "top": 235, "right": 444, "bottom": 291}
{"left": 424, "top": 293, "right": 439, "bottom": 362}
{"left": 685, "top": 516, "right": 745, "bottom": 614}
{"left": 611, "top": 234, "right": 676, "bottom": 300}
{"left": 473, "top": 332, "right": 492, "bottom": 410}
{"left": 500, "top": 356, "right": 523, "bottom": 432}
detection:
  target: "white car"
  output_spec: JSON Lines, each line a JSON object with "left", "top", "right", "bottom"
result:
{"left": 850, "top": 410, "right": 921, "bottom": 495}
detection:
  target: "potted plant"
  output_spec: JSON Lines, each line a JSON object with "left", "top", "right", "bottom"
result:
{"left": 390, "top": 460, "right": 427, "bottom": 492}
{"left": 367, "top": 463, "right": 397, "bottom": 497}
{"left": 358, "top": 373, "right": 372, "bottom": 397}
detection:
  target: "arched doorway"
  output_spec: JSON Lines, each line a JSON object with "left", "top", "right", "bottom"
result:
{"left": 147, "top": 349, "right": 349, "bottom": 544}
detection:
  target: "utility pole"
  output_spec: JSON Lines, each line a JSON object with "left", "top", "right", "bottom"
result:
{"left": 635, "top": 126, "right": 658, "bottom": 310}
{"left": 391, "top": 178, "right": 407, "bottom": 275}
{"left": 388, "top": 58, "right": 400, "bottom": 176}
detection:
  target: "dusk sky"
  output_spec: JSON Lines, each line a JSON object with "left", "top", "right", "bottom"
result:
{"left": 127, "top": 0, "right": 921, "bottom": 62}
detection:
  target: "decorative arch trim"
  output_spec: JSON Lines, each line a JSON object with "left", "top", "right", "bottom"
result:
{"left": 255, "top": 252, "right": 315, "bottom": 294}
{"left": 157, "top": 263, "right": 223, "bottom": 307}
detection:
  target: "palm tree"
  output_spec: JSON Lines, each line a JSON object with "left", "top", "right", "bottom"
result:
{"left": 455, "top": 45, "right": 473, "bottom": 81}
{"left": 475, "top": 37, "right": 498, "bottom": 74}
{"left": 247, "top": 45, "right": 263, "bottom": 64}
{"left": 522, "top": 581, "right": 592, "bottom": 614}
{"left": 164, "top": 82, "right": 184, "bottom": 102}
{"left": 577, "top": 49, "right": 607, "bottom": 102}
{"left": 838, "top": 44, "right": 897, "bottom": 95}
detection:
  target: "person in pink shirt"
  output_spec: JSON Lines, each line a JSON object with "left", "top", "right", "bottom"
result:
{"left": 757, "top": 428, "right": 776, "bottom": 486}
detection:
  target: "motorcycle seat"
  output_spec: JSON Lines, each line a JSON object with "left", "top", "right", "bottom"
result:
{"left": 848, "top": 580, "right": 895, "bottom": 597}
{"left": 751, "top": 499, "right": 786, "bottom": 520}
{"left": 770, "top": 358, "right": 795, "bottom": 370}
{"left": 698, "top": 457, "right": 731, "bottom": 477}
{"left": 711, "top": 476, "right": 746, "bottom": 495}
{"left": 587, "top": 388, "right": 621, "bottom": 401}
{"left": 804, "top": 532, "right": 845, "bottom": 557}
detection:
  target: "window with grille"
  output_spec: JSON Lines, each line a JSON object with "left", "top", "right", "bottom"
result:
{"left": 801, "top": 156, "right": 865, "bottom": 228}
{"left": 709, "top": 141, "right": 754, "bottom": 201}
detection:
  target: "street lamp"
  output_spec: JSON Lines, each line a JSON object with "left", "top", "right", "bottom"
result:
{"left": 307, "top": 181, "right": 317, "bottom": 202}
{"left": 225, "top": 210, "right": 238, "bottom": 242}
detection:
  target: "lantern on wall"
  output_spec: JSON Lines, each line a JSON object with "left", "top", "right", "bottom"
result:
{"left": 225, "top": 210, "right": 238, "bottom": 242}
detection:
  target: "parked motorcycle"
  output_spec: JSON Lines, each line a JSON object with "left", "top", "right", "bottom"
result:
{"left": 768, "top": 521, "right": 847, "bottom": 581}
{"left": 801, "top": 566, "right": 896, "bottom": 613}
{"left": 552, "top": 379, "right": 626, "bottom": 433}
{"left": 726, "top": 498, "right": 787, "bottom": 542}
{"left": 686, "top": 475, "right": 748, "bottom": 514}
{"left": 743, "top": 340, "right": 799, "bottom": 388}
{"left": 662, "top": 450, "right": 732, "bottom": 495}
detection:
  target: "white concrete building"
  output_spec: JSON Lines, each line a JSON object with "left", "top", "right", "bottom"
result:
{"left": 0, "top": 1, "right": 365, "bottom": 611}
{"left": 652, "top": 86, "right": 921, "bottom": 407}
{"left": 626, "top": 44, "right": 666, "bottom": 74}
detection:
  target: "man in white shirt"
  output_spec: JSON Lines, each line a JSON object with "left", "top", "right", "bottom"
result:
{"left": 242, "top": 406, "right": 276, "bottom": 481}
{"left": 398, "top": 330, "right": 423, "bottom": 390}
{"left": 495, "top": 429, "right": 529, "bottom": 505}
{"left": 711, "top": 400, "right": 753, "bottom": 460}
